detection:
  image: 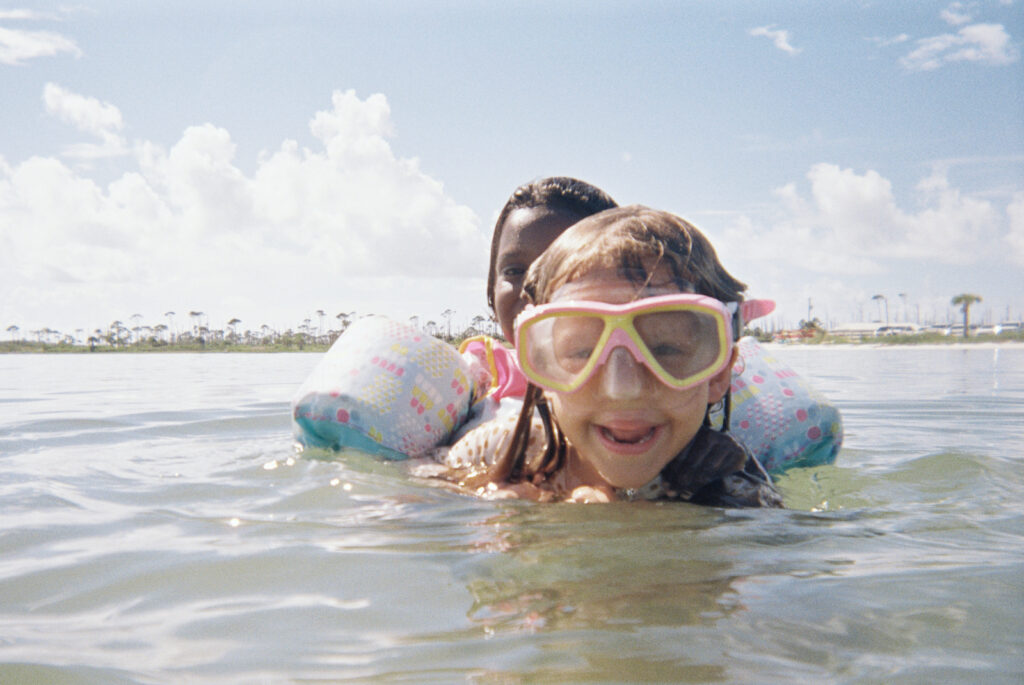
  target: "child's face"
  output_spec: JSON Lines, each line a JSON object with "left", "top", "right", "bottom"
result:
{"left": 493, "top": 207, "right": 580, "bottom": 341}
{"left": 542, "top": 271, "right": 734, "bottom": 491}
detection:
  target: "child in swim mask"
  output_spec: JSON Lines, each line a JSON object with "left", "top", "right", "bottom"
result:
{"left": 435, "top": 205, "right": 782, "bottom": 506}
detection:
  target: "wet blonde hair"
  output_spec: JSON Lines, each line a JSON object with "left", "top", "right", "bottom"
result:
{"left": 524, "top": 205, "right": 746, "bottom": 307}
{"left": 456, "top": 206, "right": 746, "bottom": 494}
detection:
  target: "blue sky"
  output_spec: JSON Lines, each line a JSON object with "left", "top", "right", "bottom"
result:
{"left": 2, "top": 0, "right": 1022, "bottom": 339}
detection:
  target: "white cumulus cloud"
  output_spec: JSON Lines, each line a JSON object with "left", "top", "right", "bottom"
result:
{"left": 749, "top": 25, "right": 801, "bottom": 55}
{"left": 0, "top": 89, "right": 488, "bottom": 333}
{"left": 901, "top": 22, "right": 1019, "bottom": 70}
{"left": 44, "top": 83, "right": 124, "bottom": 136}
{"left": 712, "top": 163, "right": 1013, "bottom": 322}
{"left": 0, "top": 10, "right": 46, "bottom": 20}
{"left": 742, "top": 163, "right": 1000, "bottom": 269}
{"left": 43, "top": 83, "right": 128, "bottom": 158}
{"left": 720, "top": 164, "right": 1007, "bottom": 290}
{"left": 0, "top": 24, "right": 79, "bottom": 65}
{"left": 940, "top": 3, "right": 972, "bottom": 26}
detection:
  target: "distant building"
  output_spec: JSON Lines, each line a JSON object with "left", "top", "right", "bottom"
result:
{"left": 828, "top": 322, "right": 885, "bottom": 340}
{"left": 772, "top": 329, "right": 816, "bottom": 342}
{"left": 874, "top": 324, "right": 920, "bottom": 336}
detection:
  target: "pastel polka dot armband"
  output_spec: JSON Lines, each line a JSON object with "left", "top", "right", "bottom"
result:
{"left": 291, "top": 316, "right": 476, "bottom": 460}
{"left": 710, "top": 338, "right": 842, "bottom": 472}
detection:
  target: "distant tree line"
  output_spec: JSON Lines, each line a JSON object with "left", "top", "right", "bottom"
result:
{"left": 4, "top": 294, "right": 1014, "bottom": 352}
{"left": 2, "top": 309, "right": 501, "bottom": 352}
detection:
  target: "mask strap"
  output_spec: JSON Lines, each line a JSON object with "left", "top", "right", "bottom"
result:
{"left": 726, "top": 301, "right": 742, "bottom": 342}
{"left": 721, "top": 388, "right": 732, "bottom": 433}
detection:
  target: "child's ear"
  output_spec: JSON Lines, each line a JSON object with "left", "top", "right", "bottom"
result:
{"left": 707, "top": 347, "right": 738, "bottom": 404}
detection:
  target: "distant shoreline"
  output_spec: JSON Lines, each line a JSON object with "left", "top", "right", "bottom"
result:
{"left": 0, "top": 342, "right": 335, "bottom": 354}
{"left": 763, "top": 340, "right": 1024, "bottom": 351}
{"left": 4, "top": 336, "right": 1024, "bottom": 354}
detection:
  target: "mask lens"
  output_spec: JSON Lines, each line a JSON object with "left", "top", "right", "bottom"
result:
{"left": 634, "top": 309, "right": 723, "bottom": 382}
{"left": 522, "top": 313, "right": 606, "bottom": 387}
{"left": 517, "top": 295, "right": 731, "bottom": 392}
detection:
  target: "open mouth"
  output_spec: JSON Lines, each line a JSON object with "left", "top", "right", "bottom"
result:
{"left": 596, "top": 423, "right": 663, "bottom": 453}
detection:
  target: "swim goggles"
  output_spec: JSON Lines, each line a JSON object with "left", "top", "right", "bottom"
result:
{"left": 514, "top": 293, "right": 737, "bottom": 394}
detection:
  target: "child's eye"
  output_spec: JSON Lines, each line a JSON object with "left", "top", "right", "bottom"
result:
{"left": 501, "top": 266, "right": 526, "bottom": 279}
{"left": 649, "top": 343, "right": 685, "bottom": 357}
{"left": 561, "top": 350, "right": 593, "bottom": 370}
{"left": 567, "top": 346, "right": 594, "bottom": 360}
{"left": 556, "top": 346, "right": 594, "bottom": 372}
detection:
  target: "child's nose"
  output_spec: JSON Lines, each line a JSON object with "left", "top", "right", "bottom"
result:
{"left": 598, "top": 346, "right": 650, "bottom": 400}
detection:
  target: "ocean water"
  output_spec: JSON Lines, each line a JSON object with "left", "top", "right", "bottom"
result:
{"left": 1, "top": 347, "right": 1022, "bottom": 684}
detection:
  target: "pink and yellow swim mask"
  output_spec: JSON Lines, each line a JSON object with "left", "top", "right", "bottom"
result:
{"left": 514, "top": 293, "right": 740, "bottom": 394}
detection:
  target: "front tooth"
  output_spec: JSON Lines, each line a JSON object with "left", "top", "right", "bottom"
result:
{"left": 603, "top": 426, "right": 654, "bottom": 443}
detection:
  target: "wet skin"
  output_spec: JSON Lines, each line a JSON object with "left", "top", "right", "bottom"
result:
{"left": 492, "top": 207, "right": 581, "bottom": 341}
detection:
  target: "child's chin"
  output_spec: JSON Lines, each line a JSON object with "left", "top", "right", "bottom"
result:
{"left": 603, "top": 471, "right": 662, "bottom": 491}
{"left": 590, "top": 451, "right": 673, "bottom": 491}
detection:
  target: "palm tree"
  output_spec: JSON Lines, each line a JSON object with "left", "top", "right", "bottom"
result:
{"left": 164, "top": 311, "right": 176, "bottom": 343}
{"left": 130, "top": 313, "right": 143, "bottom": 344}
{"left": 316, "top": 309, "right": 325, "bottom": 336}
{"left": 871, "top": 294, "right": 888, "bottom": 325}
{"left": 6, "top": 324, "right": 18, "bottom": 342}
{"left": 109, "top": 320, "right": 124, "bottom": 347}
{"left": 189, "top": 311, "right": 204, "bottom": 338}
{"left": 336, "top": 311, "right": 353, "bottom": 332}
{"left": 442, "top": 309, "right": 455, "bottom": 340}
{"left": 227, "top": 318, "right": 241, "bottom": 343}
{"left": 951, "top": 293, "right": 982, "bottom": 338}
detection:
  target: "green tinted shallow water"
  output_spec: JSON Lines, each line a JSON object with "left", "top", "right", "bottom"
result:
{"left": 0, "top": 349, "right": 1022, "bottom": 684}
